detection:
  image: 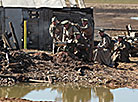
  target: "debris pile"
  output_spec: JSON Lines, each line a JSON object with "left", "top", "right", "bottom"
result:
{"left": 0, "top": 50, "right": 138, "bottom": 88}
{"left": 0, "top": 77, "right": 15, "bottom": 86}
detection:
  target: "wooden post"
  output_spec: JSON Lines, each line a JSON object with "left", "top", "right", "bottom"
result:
{"left": 2, "top": 32, "right": 12, "bottom": 49}
{"left": 9, "top": 22, "right": 20, "bottom": 50}
{"left": 24, "top": 20, "right": 27, "bottom": 49}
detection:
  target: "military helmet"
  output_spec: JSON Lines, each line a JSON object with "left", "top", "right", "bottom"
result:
{"left": 98, "top": 28, "right": 105, "bottom": 33}
{"left": 81, "top": 18, "right": 88, "bottom": 22}
{"left": 61, "top": 20, "right": 70, "bottom": 25}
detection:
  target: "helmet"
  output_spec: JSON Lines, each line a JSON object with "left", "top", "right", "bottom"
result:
{"left": 81, "top": 18, "right": 88, "bottom": 22}
{"left": 61, "top": 20, "right": 70, "bottom": 25}
{"left": 98, "top": 29, "right": 105, "bottom": 33}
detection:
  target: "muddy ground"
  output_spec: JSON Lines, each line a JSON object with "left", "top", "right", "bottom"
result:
{"left": 91, "top": 3, "right": 138, "bottom": 36}
{"left": 0, "top": 4, "right": 138, "bottom": 102}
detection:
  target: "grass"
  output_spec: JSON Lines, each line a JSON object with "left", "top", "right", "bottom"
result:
{"left": 85, "top": 0, "right": 138, "bottom": 4}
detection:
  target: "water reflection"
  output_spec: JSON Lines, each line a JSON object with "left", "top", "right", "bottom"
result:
{"left": 1, "top": 83, "right": 138, "bottom": 102}
{"left": 93, "top": 87, "right": 113, "bottom": 102}
{"left": 0, "top": 83, "right": 46, "bottom": 98}
{"left": 0, "top": 83, "right": 115, "bottom": 102}
{"left": 56, "top": 86, "right": 91, "bottom": 102}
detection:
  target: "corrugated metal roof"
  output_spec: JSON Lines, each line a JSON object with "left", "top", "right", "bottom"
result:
{"left": 1, "top": 0, "right": 64, "bottom": 8}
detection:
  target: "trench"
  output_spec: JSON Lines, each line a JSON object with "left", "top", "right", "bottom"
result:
{"left": 0, "top": 83, "right": 138, "bottom": 102}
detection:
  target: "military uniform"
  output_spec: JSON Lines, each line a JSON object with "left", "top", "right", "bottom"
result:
{"left": 74, "top": 34, "right": 91, "bottom": 62}
{"left": 49, "top": 17, "right": 63, "bottom": 41}
{"left": 75, "top": 18, "right": 93, "bottom": 61}
{"left": 81, "top": 24, "right": 92, "bottom": 40}
{"left": 49, "top": 17, "right": 63, "bottom": 53}
{"left": 112, "top": 38, "right": 131, "bottom": 63}
{"left": 95, "top": 32, "right": 112, "bottom": 66}
{"left": 61, "top": 20, "right": 79, "bottom": 42}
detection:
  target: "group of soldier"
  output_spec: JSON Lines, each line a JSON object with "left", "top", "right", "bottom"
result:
{"left": 49, "top": 16, "right": 131, "bottom": 67}
{"left": 49, "top": 16, "right": 93, "bottom": 62}
{"left": 94, "top": 29, "right": 131, "bottom": 67}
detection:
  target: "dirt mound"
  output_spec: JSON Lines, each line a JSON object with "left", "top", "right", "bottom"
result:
{"left": 0, "top": 50, "right": 138, "bottom": 89}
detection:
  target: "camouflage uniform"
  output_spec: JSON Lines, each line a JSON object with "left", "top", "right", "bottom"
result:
{"left": 95, "top": 33, "right": 112, "bottom": 66}
{"left": 112, "top": 39, "right": 131, "bottom": 63}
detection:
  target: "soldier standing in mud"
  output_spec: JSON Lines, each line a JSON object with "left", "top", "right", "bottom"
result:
{"left": 112, "top": 36, "right": 131, "bottom": 63}
{"left": 94, "top": 29, "right": 113, "bottom": 67}
{"left": 49, "top": 16, "right": 63, "bottom": 53}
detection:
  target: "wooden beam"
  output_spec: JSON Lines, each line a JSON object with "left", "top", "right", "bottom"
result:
{"left": 9, "top": 22, "right": 20, "bottom": 50}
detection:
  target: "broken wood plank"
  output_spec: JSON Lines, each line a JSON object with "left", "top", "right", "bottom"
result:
{"left": 2, "top": 32, "right": 13, "bottom": 49}
{"left": 28, "top": 79, "right": 49, "bottom": 83}
{"left": 9, "top": 22, "right": 20, "bottom": 50}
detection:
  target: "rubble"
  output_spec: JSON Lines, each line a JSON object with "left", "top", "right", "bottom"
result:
{"left": 0, "top": 50, "right": 138, "bottom": 89}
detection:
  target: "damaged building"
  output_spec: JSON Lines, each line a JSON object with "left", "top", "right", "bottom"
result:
{"left": 0, "top": 0, "right": 94, "bottom": 51}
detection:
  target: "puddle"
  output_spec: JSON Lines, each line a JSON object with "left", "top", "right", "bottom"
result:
{"left": 0, "top": 83, "right": 138, "bottom": 102}
{"left": 130, "top": 17, "right": 138, "bottom": 20}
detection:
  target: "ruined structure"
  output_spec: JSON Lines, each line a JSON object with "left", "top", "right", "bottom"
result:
{"left": 0, "top": 0, "right": 94, "bottom": 51}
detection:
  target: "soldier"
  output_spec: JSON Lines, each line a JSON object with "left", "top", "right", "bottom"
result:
{"left": 49, "top": 16, "right": 63, "bottom": 53}
{"left": 61, "top": 20, "right": 79, "bottom": 42}
{"left": 79, "top": 18, "right": 93, "bottom": 61}
{"left": 79, "top": 18, "right": 93, "bottom": 40}
{"left": 94, "top": 29, "right": 113, "bottom": 66}
{"left": 49, "top": 16, "right": 63, "bottom": 41}
{"left": 75, "top": 33, "right": 90, "bottom": 62}
{"left": 73, "top": 18, "right": 93, "bottom": 61}
{"left": 112, "top": 36, "right": 131, "bottom": 63}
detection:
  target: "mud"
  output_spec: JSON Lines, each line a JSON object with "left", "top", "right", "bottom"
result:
{"left": 0, "top": 50, "right": 138, "bottom": 89}
{"left": 0, "top": 3, "right": 138, "bottom": 102}
{"left": 91, "top": 3, "right": 138, "bottom": 37}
